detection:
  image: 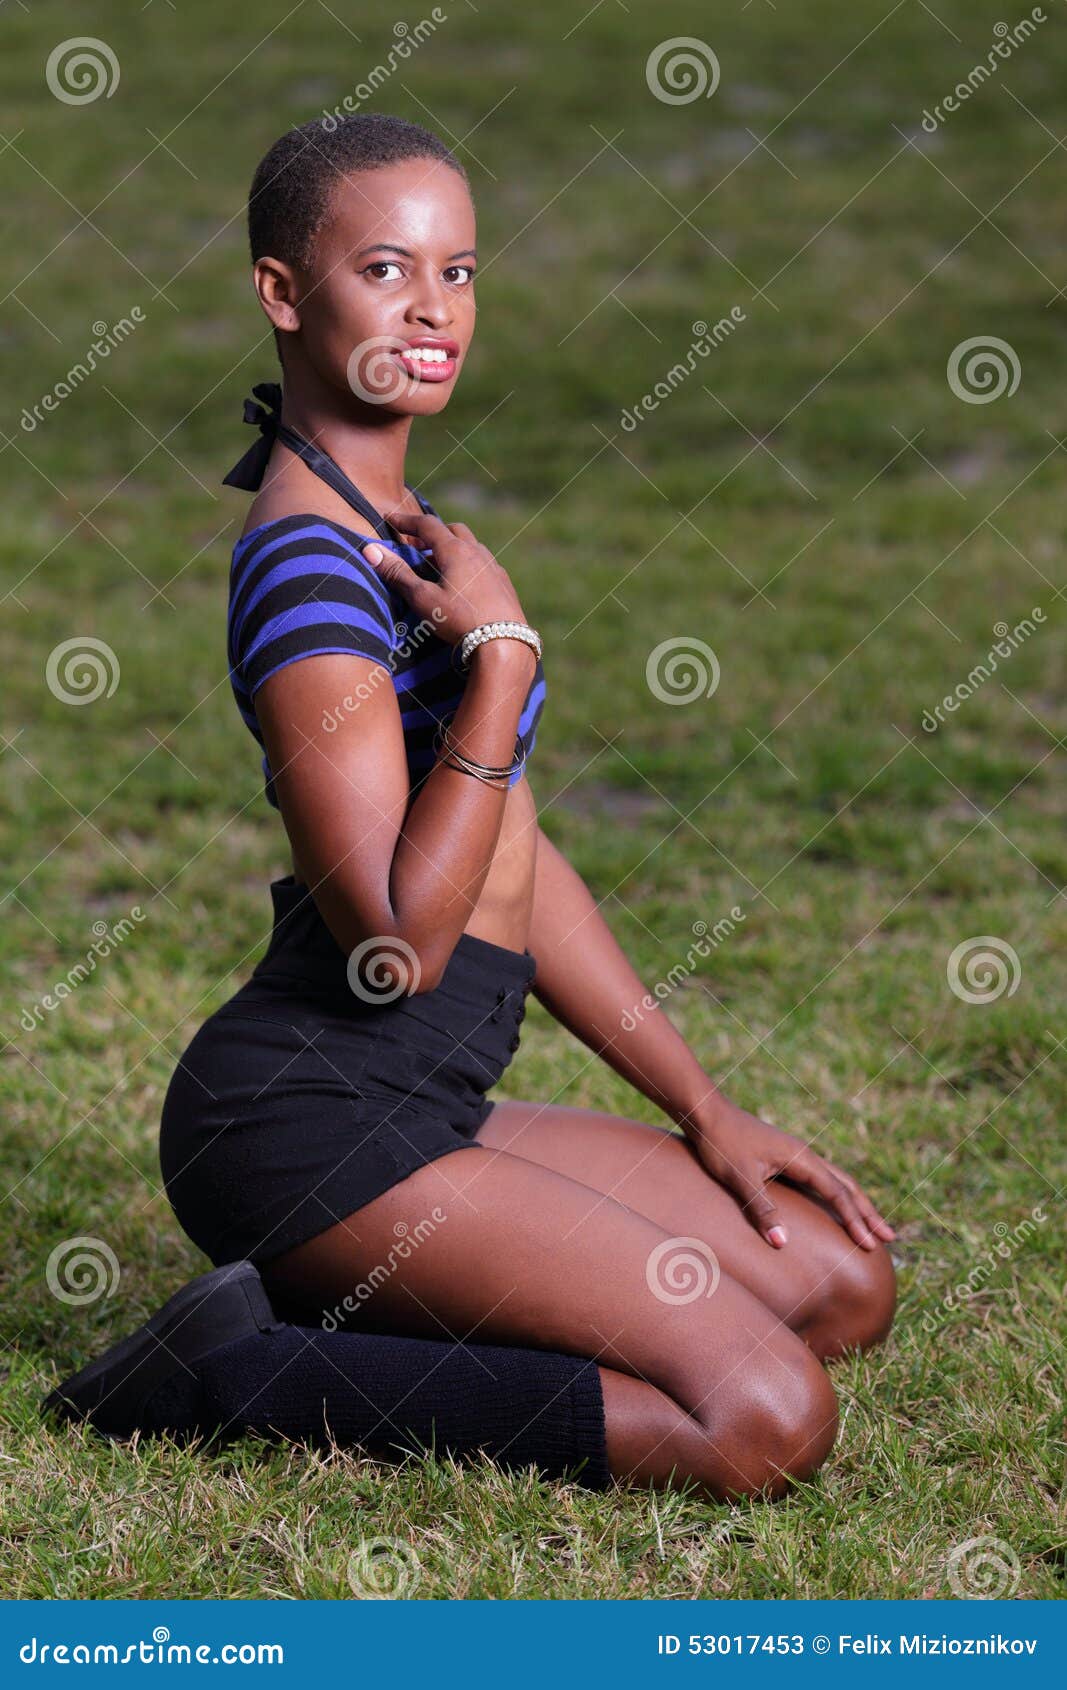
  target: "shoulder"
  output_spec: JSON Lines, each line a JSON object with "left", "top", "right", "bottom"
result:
{"left": 229, "top": 515, "right": 399, "bottom": 697}
{"left": 233, "top": 511, "right": 388, "bottom": 586}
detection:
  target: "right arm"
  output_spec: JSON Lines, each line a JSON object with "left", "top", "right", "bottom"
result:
{"left": 243, "top": 514, "right": 535, "bottom": 994}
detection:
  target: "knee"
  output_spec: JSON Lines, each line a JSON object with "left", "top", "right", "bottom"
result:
{"left": 742, "top": 1351, "right": 839, "bottom": 1496}
{"left": 694, "top": 1350, "right": 840, "bottom": 1500}
{"left": 803, "top": 1240, "right": 897, "bottom": 1361}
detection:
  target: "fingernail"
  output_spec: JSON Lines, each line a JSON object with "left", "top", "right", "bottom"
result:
{"left": 768, "top": 1226, "right": 788, "bottom": 1247}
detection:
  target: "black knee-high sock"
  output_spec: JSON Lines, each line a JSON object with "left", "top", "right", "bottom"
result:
{"left": 145, "top": 1324, "right": 611, "bottom": 1490}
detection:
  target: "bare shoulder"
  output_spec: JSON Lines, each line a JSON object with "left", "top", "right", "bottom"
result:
{"left": 238, "top": 458, "right": 368, "bottom": 543}
{"left": 239, "top": 490, "right": 340, "bottom": 542}
{"left": 237, "top": 453, "right": 424, "bottom": 544}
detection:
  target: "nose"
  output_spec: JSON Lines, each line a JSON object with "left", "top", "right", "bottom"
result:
{"left": 410, "top": 298, "right": 453, "bottom": 331}
{"left": 408, "top": 267, "right": 457, "bottom": 329}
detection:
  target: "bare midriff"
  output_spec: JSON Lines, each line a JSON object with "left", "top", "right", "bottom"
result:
{"left": 290, "top": 772, "right": 539, "bottom": 958}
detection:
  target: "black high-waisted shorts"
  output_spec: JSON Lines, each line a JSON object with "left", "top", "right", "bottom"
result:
{"left": 159, "top": 875, "right": 537, "bottom": 1268}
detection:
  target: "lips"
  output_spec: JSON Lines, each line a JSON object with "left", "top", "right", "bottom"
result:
{"left": 394, "top": 336, "right": 460, "bottom": 383}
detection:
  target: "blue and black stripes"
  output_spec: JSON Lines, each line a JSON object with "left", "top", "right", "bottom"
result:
{"left": 227, "top": 512, "right": 545, "bottom": 807}
{"left": 230, "top": 515, "right": 396, "bottom": 698}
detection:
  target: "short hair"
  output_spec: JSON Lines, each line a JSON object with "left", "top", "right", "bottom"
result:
{"left": 247, "top": 112, "right": 470, "bottom": 272}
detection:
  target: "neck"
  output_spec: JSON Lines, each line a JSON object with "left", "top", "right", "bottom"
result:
{"left": 279, "top": 362, "right": 414, "bottom": 509}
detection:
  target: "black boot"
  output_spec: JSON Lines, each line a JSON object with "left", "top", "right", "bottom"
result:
{"left": 41, "top": 1259, "right": 612, "bottom": 1489}
{"left": 41, "top": 1260, "right": 281, "bottom": 1440}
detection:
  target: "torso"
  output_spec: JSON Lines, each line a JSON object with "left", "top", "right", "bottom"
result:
{"left": 243, "top": 458, "right": 540, "bottom": 958}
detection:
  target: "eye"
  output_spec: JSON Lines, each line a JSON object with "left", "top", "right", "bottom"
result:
{"left": 445, "top": 265, "right": 475, "bottom": 285}
{"left": 364, "top": 261, "right": 404, "bottom": 280}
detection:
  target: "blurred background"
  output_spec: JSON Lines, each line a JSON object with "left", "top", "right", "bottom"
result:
{"left": 1, "top": 0, "right": 1063, "bottom": 1599}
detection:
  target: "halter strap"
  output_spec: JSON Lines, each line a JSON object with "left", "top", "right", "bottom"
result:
{"left": 222, "top": 381, "right": 436, "bottom": 548}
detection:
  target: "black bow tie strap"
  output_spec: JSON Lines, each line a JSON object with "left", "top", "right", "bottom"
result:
{"left": 221, "top": 381, "right": 286, "bottom": 491}
{"left": 221, "top": 380, "right": 438, "bottom": 552}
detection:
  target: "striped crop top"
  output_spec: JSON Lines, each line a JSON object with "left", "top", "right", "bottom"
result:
{"left": 227, "top": 513, "right": 546, "bottom": 810}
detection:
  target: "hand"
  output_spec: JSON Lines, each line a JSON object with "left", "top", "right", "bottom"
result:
{"left": 690, "top": 1094, "right": 896, "bottom": 1252}
{"left": 363, "top": 511, "right": 530, "bottom": 648}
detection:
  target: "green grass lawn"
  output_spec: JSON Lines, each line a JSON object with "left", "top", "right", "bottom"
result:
{"left": 1, "top": 0, "right": 1064, "bottom": 1599}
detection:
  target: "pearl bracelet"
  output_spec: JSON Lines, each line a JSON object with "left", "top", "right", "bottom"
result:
{"left": 455, "top": 620, "right": 542, "bottom": 672}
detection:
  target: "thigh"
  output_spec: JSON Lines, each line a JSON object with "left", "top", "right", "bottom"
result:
{"left": 473, "top": 1100, "right": 893, "bottom": 1347}
{"left": 261, "top": 1140, "right": 835, "bottom": 1489}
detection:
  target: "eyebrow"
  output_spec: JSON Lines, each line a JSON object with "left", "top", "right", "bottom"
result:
{"left": 354, "top": 243, "right": 477, "bottom": 262}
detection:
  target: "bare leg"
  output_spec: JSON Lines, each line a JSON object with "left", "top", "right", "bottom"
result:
{"left": 261, "top": 1143, "right": 840, "bottom": 1502}
{"left": 473, "top": 1100, "right": 897, "bottom": 1361}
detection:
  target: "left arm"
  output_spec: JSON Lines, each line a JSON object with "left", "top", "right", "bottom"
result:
{"left": 528, "top": 824, "right": 894, "bottom": 1252}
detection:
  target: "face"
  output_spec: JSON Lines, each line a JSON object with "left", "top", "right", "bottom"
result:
{"left": 257, "top": 157, "right": 476, "bottom": 415}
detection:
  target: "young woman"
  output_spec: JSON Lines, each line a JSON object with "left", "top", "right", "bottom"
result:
{"left": 45, "top": 114, "right": 895, "bottom": 1503}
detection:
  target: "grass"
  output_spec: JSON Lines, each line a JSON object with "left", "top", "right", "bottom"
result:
{"left": 1, "top": 0, "right": 1064, "bottom": 1599}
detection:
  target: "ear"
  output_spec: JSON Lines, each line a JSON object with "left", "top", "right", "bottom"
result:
{"left": 253, "top": 256, "right": 302, "bottom": 337}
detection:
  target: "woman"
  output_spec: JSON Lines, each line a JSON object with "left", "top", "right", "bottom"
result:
{"left": 45, "top": 114, "right": 895, "bottom": 1502}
